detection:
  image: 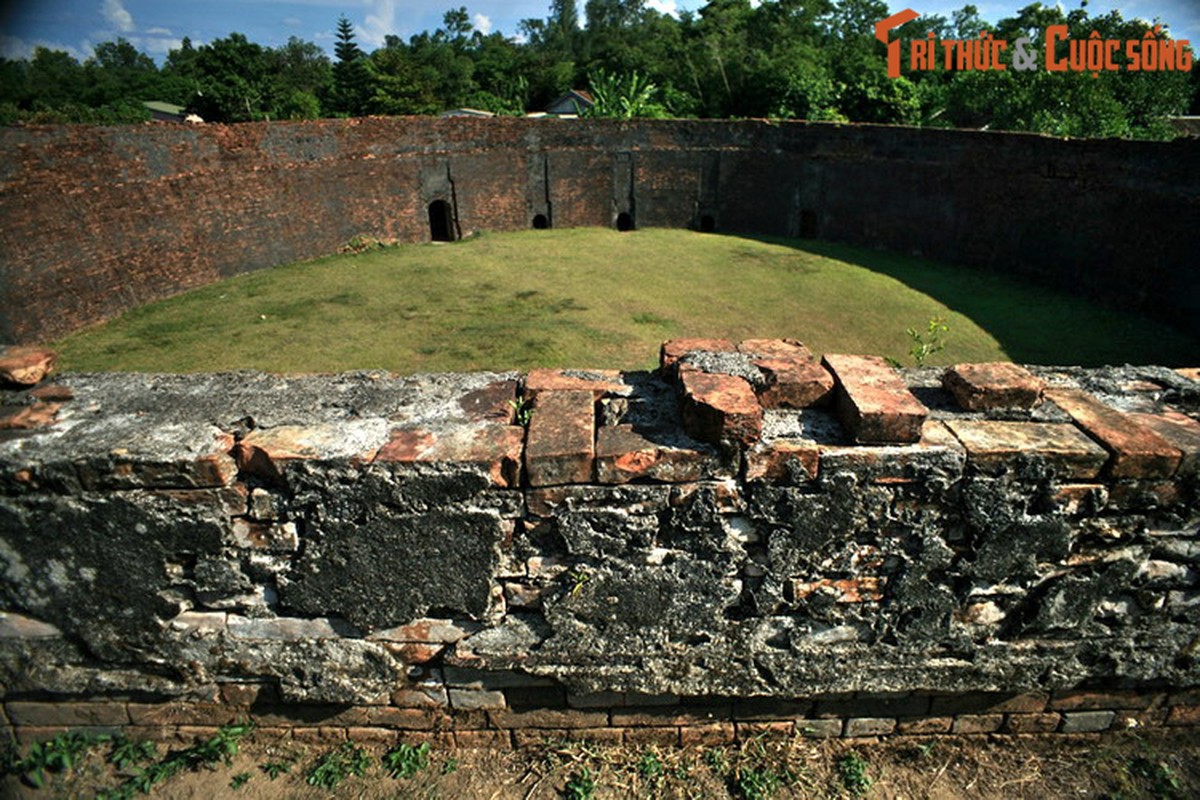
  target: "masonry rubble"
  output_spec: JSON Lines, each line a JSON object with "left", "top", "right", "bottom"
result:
{"left": 1, "top": 340, "right": 1198, "bottom": 745}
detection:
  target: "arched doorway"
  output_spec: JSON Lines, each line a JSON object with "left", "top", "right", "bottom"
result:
{"left": 532, "top": 213, "right": 550, "bottom": 229}
{"left": 699, "top": 214, "right": 716, "bottom": 233}
{"left": 428, "top": 200, "right": 455, "bottom": 242}
{"left": 616, "top": 212, "right": 635, "bottom": 232}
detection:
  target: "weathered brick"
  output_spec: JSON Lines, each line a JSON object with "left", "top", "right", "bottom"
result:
{"left": 897, "top": 716, "right": 953, "bottom": 734}
{"left": 818, "top": 420, "right": 964, "bottom": 483}
{"left": 736, "top": 720, "right": 795, "bottom": 738}
{"left": 624, "top": 727, "right": 681, "bottom": 746}
{"left": 844, "top": 717, "right": 897, "bottom": 737}
{"left": 1108, "top": 481, "right": 1183, "bottom": 510}
{"left": 455, "top": 729, "right": 512, "bottom": 748}
{"left": 823, "top": 354, "right": 928, "bottom": 444}
{"left": 1060, "top": 710, "right": 1115, "bottom": 733}
{"left": 732, "top": 698, "right": 813, "bottom": 719}
{"left": 595, "top": 424, "right": 722, "bottom": 484}
{"left": 795, "top": 718, "right": 844, "bottom": 738}
{"left": 363, "top": 707, "right": 447, "bottom": 730}
{"left": 127, "top": 702, "right": 239, "bottom": 727}
{"left": 219, "top": 682, "right": 274, "bottom": 706}
{"left": 525, "top": 390, "right": 595, "bottom": 486}
{"left": 681, "top": 722, "right": 737, "bottom": 745}
{"left": 0, "top": 345, "right": 57, "bottom": 385}
{"left": 489, "top": 709, "right": 608, "bottom": 729}
{"left": 1003, "top": 713, "right": 1062, "bottom": 734}
{"left": 951, "top": 714, "right": 1004, "bottom": 734}
{"left": 567, "top": 691, "right": 624, "bottom": 709}
{"left": 344, "top": 726, "right": 399, "bottom": 744}
{"left": 447, "top": 689, "right": 507, "bottom": 711}
{"left": 1128, "top": 410, "right": 1200, "bottom": 476}
{"left": 1046, "top": 388, "right": 1182, "bottom": 478}
{"left": 227, "top": 615, "right": 348, "bottom": 640}
{"left": 929, "top": 693, "right": 1049, "bottom": 715}
{"left": 793, "top": 577, "right": 884, "bottom": 603}
{"left": 29, "top": 383, "right": 73, "bottom": 402}
{"left": 737, "top": 339, "right": 834, "bottom": 409}
{"left": 458, "top": 379, "right": 519, "bottom": 423}
{"left": 375, "top": 424, "right": 525, "bottom": 488}
{"left": 237, "top": 422, "right": 384, "bottom": 469}
{"left": 1049, "top": 484, "right": 1108, "bottom": 515}
{"left": 943, "top": 420, "right": 1108, "bottom": 479}
{"left": 289, "top": 727, "right": 349, "bottom": 743}
{"left": 524, "top": 368, "right": 627, "bottom": 400}
{"left": 942, "top": 362, "right": 1044, "bottom": 410}
{"left": 1049, "top": 690, "right": 1160, "bottom": 711}
{"left": 370, "top": 618, "right": 476, "bottom": 644}
{"left": 660, "top": 338, "right": 736, "bottom": 369}
{"left": 612, "top": 707, "right": 729, "bottom": 727}
{"left": 0, "top": 402, "right": 62, "bottom": 430}
{"left": 391, "top": 686, "right": 449, "bottom": 708}
{"left": 6, "top": 701, "right": 129, "bottom": 726}
{"left": 1165, "top": 705, "right": 1200, "bottom": 725}
{"left": 744, "top": 439, "right": 819, "bottom": 483}
{"left": 0, "top": 611, "right": 62, "bottom": 638}
{"left": 678, "top": 369, "right": 762, "bottom": 447}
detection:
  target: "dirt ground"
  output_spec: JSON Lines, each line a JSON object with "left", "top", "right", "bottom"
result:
{"left": 5, "top": 727, "right": 1200, "bottom": 799}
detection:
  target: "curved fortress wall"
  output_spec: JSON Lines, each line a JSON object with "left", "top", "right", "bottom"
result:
{"left": 1, "top": 117, "right": 1198, "bottom": 345}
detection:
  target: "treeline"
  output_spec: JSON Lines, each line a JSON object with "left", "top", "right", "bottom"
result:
{"left": 1, "top": 0, "right": 1196, "bottom": 139}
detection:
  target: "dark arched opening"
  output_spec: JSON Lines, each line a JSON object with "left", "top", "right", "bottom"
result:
{"left": 616, "top": 212, "right": 635, "bottom": 232}
{"left": 428, "top": 200, "right": 455, "bottom": 242}
{"left": 699, "top": 215, "right": 716, "bottom": 233}
{"left": 532, "top": 213, "right": 549, "bottom": 229}
{"left": 799, "top": 209, "right": 818, "bottom": 239}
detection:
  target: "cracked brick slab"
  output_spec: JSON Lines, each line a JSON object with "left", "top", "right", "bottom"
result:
{"left": 943, "top": 362, "right": 1044, "bottom": 410}
{"left": 678, "top": 368, "right": 762, "bottom": 447}
{"left": 375, "top": 424, "right": 525, "bottom": 487}
{"left": 594, "top": 425, "right": 723, "bottom": 484}
{"left": 659, "top": 338, "right": 736, "bottom": 369}
{"left": 823, "top": 354, "right": 928, "bottom": 444}
{"left": 738, "top": 339, "right": 834, "bottom": 409}
{"left": 944, "top": 419, "right": 1109, "bottom": 479}
{"left": 0, "top": 346, "right": 57, "bottom": 386}
{"left": 525, "top": 390, "right": 595, "bottom": 486}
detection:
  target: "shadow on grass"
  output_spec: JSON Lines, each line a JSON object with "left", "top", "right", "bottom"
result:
{"left": 747, "top": 235, "right": 1200, "bottom": 367}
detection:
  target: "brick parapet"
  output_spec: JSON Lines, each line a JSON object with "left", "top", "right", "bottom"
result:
{"left": 2, "top": 340, "right": 1199, "bottom": 744}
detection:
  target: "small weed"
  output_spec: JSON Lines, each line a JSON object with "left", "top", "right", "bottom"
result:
{"left": 837, "top": 751, "right": 872, "bottom": 797}
{"left": 442, "top": 756, "right": 460, "bottom": 774}
{"left": 95, "top": 721, "right": 253, "bottom": 800}
{"left": 230, "top": 770, "right": 252, "bottom": 789}
{"left": 906, "top": 316, "right": 950, "bottom": 366}
{"left": 306, "top": 742, "right": 372, "bottom": 789}
{"left": 260, "top": 756, "right": 295, "bottom": 780}
{"left": 108, "top": 737, "right": 157, "bottom": 771}
{"left": 510, "top": 396, "right": 534, "bottom": 426}
{"left": 637, "top": 748, "right": 664, "bottom": 780}
{"left": 565, "top": 765, "right": 597, "bottom": 799}
{"left": 7, "top": 730, "right": 110, "bottom": 788}
{"left": 704, "top": 747, "right": 730, "bottom": 776}
{"left": 382, "top": 741, "right": 431, "bottom": 779}
{"left": 568, "top": 567, "right": 593, "bottom": 597}
{"left": 631, "top": 311, "right": 673, "bottom": 326}
{"left": 736, "top": 765, "right": 782, "bottom": 800}
{"left": 340, "top": 234, "right": 392, "bottom": 254}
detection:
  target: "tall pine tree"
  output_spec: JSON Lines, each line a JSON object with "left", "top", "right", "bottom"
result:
{"left": 332, "top": 15, "right": 372, "bottom": 115}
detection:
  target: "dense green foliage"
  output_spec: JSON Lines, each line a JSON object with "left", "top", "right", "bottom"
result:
{"left": 0, "top": 1, "right": 1194, "bottom": 137}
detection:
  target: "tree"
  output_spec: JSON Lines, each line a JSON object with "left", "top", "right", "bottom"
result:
{"left": 332, "top": 15, "right": 373, "bottom": 115}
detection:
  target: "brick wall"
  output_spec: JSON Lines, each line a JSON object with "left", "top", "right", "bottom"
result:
{"left": 2, "top": 340, "right": 1198, "bottom": 743}
{"left": 2, "top": 118, "right": 1197, "bottom": 344}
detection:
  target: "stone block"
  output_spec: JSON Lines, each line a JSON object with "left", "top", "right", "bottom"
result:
{"left": 823, "top": 354, "right": 928, "bottom": 443}
{"left": 525, "top": 390, "right": 595, "bottom": 486}
{"left": 737, "top": 339, "right": 834, "bottom": 409}
{"left": 231, "top": 519, "right": 299, "bottom": 551}
{"left": 455, "top": 729, "right": 512, "bottom": 748}
{"left": 678, "top": 369, "right": 762, "bottom": 447}
{"left": 1046, "top": 388, "right": 1182, "bottom": 478}
{"left": 897, "top": 716, "right": 952, "bottom": 734}
{"left": 0, "top": 402, "right": 62, "bottom": 430}
{"left": 1004, "top": 713, "right": 1062, "bottom": 733}
{"left": 612, "top": 706, "right": 729, "bottom": 727}
{"left": 1050, "top": 690, "right": 1162, "bottom": 711}
{"left": 793, "top": 577, "right": 884, "bottom": 603}
{"left": 844, "top": 717, "right": 897, "bottom": 737}
{"left": 489, "top": 709, "right": 609, "bottom": 729}
{"left": 660, "top": 338, "right": 736, "bottom": 369}
{"left": 370, "top": 618, "right": 476, "bottom": 644}
{"left": 458, "top": 379, "right": 519, "bottom": 423}
{"left": 227, "top": 615, "right": 349, "bottom": 640}
{"left": 127, "top": 702, "right": 239, "bottom": 727}
{"left": 950, "top": 714, "right": 1004, "bottom": 734}
{"left": 942, "top": 362, "right": 1044, "bottom": 410}
{"left": 1165, "top": 705, "right": 1200, "bottom": 726}
{"left": 0, "top": 612, "right": 62, "bottom": 638}
{"left": 6, "top": 701, "right": 129, "bottom": 727}
{"left": 391, "top": 686, "right": 449, "bottom": 708}
{"left": 595, "top": 425, "right": 723, "bottom": 484}
{"left": 929, "top": 693, "right": 1049, "bottom": 715}
{"left": 0, "top": 345, "right": 57, "bottom": 385}
{"left": 1049, "top": 484, "right": 1108, "bottom": 515}
{"left": 624, "top": 727, "right": 681, "bottom": 746}
{"left": 736, "top": 721, "right": 795, "bottom": 738}
{"left": 1059, "top": 710, "right": 1115, "bottom": 733}
{"left": 567, "top": 692, "right": 624, "bottom": 709}
{"left": 944, "top": 420, "right": 1108, "bottom": 479}
{"left": 795, "top": 718, "right": 844, "bottom": 738}
{"left": 681, "top": 722, "right": 737, "bottom": 745}
{"left": 447, "top": 689, "right": 507, "bottom": 711}
{"left": 818, "top": 420, "right": 964, "bottom": 483}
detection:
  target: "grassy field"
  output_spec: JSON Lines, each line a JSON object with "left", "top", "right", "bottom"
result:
{"left": 54, "top": 228, "right": 1198, "bottom": 373}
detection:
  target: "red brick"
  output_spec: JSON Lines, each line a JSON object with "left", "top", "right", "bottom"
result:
{"left": 944, "top": 420, "right": 1108, "bottom": 479}
{"left": 1049, "top": 690, "right": 1163, "bottom": 711}
{"left": 792, "top": 577, "right": 884, "bottom": 603}
{"left": 929, "top": 693, "right": 1049, "bottom": 715}
{"left": 738, "top": 339, "right": 834, "bottom": 408}
{"left": 744, "top": 439, "right": 819, "bottom": 483}
{"left": 1107, "top": 481, "right": 1182, "bottom": 510}
{"left": 458, "top": 380, "right": 518, "bottom": 423}
{"left": 488, "top": 709, "right": 608, "bottom": 729}
{"left": 612, "top": 707, "right": 729, "bottom": 727}
{"left": 127, "top": 702, "right": 240, "bottom": 727}
{"left": 29, "top": 383, "right": 73, "bottom": 402}
{"left": 345, "top": 726, "right": 400, "bottom": 744}
{"left": 454, "top": 729, "right": 512, "bottom": 748}
{"left": 735, "top": 721, "right": 794, "bottom": 739}
{"left": 1003, "top": 713, "right": 1062, "bottom": 733}
{"left": 375, "top": 424, "right": 524, "bottom": 487}
{"left": 822, "top": 354, "right": 928, "bottom": 444}
{"left": 660, "top": 338, "right": 736, "bottom": 369}
{"left": 524, "top": 368, "right": 626, "bottom": 400}
{"left": 817, "top": 420, "right": 964, "bottom": 484}
{"left": 1046, "top": 388, "right": 1182, "bottom": 479}
{"left": 1175, "top": 368, "right": 1200, "bottom": 382}
{"left": 0, "top": 345, "right": 57, "bottom": 385}
{"left": 595, "top": 425, "right": 720, "bottom": 484}
{"left": 525, "top": 390, "right": 595, "bottom": 486}
{"left": 678, "top": 369, "right": 762, "bottom": 447}
{"left": 1129, "top": 410, "right": 1200, "bottom": 476}
{"left": 942, "top": 362, "right": 1044, "bottom": 411}
{"left": 845, "top": 717, "right": 897, "bottom": 736}
{"left": 0, "top": 402, "right": 62, "bottom": 430}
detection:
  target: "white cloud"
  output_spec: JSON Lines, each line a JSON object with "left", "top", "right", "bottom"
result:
{"left": 0, "top": 33, "right": 87, "bottom": 61}
{"left": 101, "top": 0, "right": 135, "bottom": 33}
{"left": 145, "top": 27, "right": 173, "bottom": 36}
{"left": 646, "top": 0, "right": 680, "bottom": 15}
{"left": 474, "top": 13, "right": 492, "bottom": 35}
{"left": 358, "top": 0, "right": 397, "bottom": 49}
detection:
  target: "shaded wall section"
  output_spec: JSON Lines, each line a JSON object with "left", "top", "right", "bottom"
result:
{"left": 0, "top": 118, "right": 1197, "bottom": 344}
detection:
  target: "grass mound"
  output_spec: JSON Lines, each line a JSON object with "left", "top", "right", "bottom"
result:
{"left": 55, "top": 228, "right": 1198, "bottom": 373}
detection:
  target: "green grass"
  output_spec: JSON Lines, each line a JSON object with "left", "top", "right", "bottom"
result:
{"left": 54, "top": 228, "right": 1198, "bottom": 373}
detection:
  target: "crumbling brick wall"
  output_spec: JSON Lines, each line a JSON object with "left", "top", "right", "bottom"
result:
{"left": 2, "top": 341, "right": 1198, "bottom": 743}
{"left": 1, "top": 118, "right": 1197, "bottom": 344}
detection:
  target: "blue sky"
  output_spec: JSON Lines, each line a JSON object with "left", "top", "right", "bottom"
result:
{"left": 1, "top": 0, "right": 1197, "bottom": 61}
